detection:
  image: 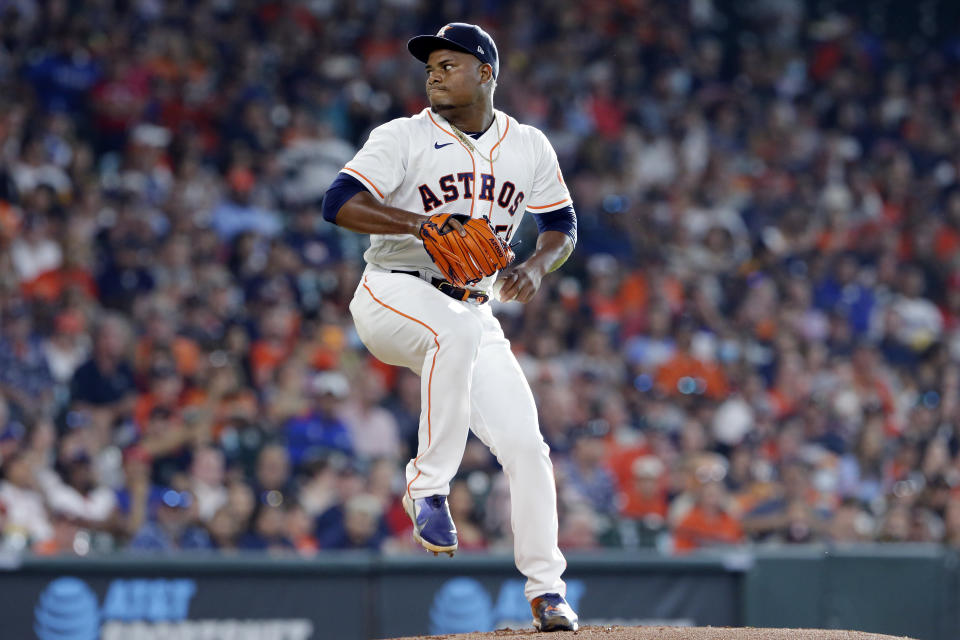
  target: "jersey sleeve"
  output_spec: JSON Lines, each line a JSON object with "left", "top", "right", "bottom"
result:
{"left": 321, "top": 172, "right": 366, "bottom": 224}
{"left": 533, "top": 204, "right": 577, "bottom": 245}
{"left": 525, "top": 130, "right": 572, "bottom": 213}
{"left": 341, "top": 119, "right": 408, "bottom": 203}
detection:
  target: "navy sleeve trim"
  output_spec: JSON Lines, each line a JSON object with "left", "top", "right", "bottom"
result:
{"left": 532, "top": 204, "right": 577, "bottom": 246}
{"left": 322, "top": 172, "right": 367, "bottom": 224}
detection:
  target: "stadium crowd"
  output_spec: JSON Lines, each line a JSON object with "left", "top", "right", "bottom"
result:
{"left": 2, "top": 0, "right": 960, "bottom": 556}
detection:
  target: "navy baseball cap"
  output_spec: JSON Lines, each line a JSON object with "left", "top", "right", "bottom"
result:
{"left": 408, "top": 23, "right": 499, "bottom": 79}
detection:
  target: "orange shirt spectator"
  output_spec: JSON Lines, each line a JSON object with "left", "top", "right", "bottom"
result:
{"left": 209, "top": 389, "right": 259, "bottom": 439}
{"left": 134, "top": 335, "right": 202, "bottom": 379}
{"left": 251, "top": 339, "right": 291, "bottom": 387}
{"left": 654, "top": 317, "right": 729, "bottom": 400}
{"left": 132, "top": 366, "right": 205, "bottom": 431}
{"left": 619, "top": 456, "right": 668, "bottom": 520}
{"left": 673, "top": 505, "right": 743, "bottom": 552}
{"left": 673, "top": 481, "right": 743, "bottom": 553}
{"left": 307, "top": 324, "right": 347, "bottom": 371}
{"left": 21, "top": 266, "right": 97, "bottom": 302}
{"left": 655, "top": 351, "right": 729, "bottom": 400}
{"left": 606, "top": 441, "right": 653, "bottom": 492}
{"left": 250, "top": 306, "right": 300, "bottom": 387}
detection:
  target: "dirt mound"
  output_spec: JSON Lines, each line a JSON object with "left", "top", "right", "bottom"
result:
{"left": 390, "top": 625, "right": 916, "bottom": 640}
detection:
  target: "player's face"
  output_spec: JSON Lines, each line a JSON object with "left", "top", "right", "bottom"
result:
{"left": 424, "top": 49, "right": 490, "bottom": 114}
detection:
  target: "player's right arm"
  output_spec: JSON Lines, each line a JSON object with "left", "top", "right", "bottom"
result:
{"left": 322, "top": 119, "right": 424, "bottom": 237}
{"left": 327, "top": 189, "right": 423, "bottom": 236}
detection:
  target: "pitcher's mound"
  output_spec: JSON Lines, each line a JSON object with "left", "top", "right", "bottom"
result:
{"left": 391, "top": 626, "right": 915, "bottom": 640}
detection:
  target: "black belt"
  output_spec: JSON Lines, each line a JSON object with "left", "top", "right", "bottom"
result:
{"left": 390, "top": 270, "right": 490, "bottom": 304}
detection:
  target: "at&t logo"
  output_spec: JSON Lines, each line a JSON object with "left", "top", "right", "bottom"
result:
{"left": 34, "top": 577, "right": 99, "bottom": 640}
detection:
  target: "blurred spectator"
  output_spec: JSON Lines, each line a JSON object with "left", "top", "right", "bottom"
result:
{"left": 624, "top": 304, "right": 675, "bottom": 372}
{"left": 322, "top": 493, "right": 388, "bottom": 551}
{"left": 612, "top": 455, "right": 669, "bottom": 549}
{"left": 276, "top": 118, "right": 354, "bottom": 208}
{"left": 42, "top": 311, "right": 90, "bottom": 386}
{"left": 252, "top": 444, "right": 294, "bottom": 506}
{"left": 190, "top": 446, "right": 227, "bottom": 522}
{"left": 619, "top": 456, "right": 668, "bottom": 521}
{"left": 238, "top": 503, "right": 294, "bottom": 552}
{"left": 286, "top": 503, "right": 319, "bottom": 555}
{"left": 837, "top": 410, "right": 887, "bottom": 505}
{"left": 447, "top": 479, "right": 487, "bottom": 551}
{"left": 315, "top": 459, "right": 386, "bottom": 549}
{"left": 266, "top": 360, "right": 311, "bottom": 426}
{"left": 68, "top": 314, "right": 135, "bottom": 444}
{"left": 742, "top": 462, "right": 829, "bottom": 541}
{"left": 37, "top": 449, "right": 116, "bottom": 525}
{"left": 128, "top": 489, "right": 211, "bottom": 552}
{"left": 876, "top": 503, "right": 911, "bottom": 543}
{"left": 890, "top": 266, "right": 943, "bottom": 355}
{"left": 297, "top": 457, "right": 339, "bottom": 519}
{"left": 10, "top": 212, "right": 62, "bottom": 282}
{"left": 0, "top": 301, "right": 54, "bottom": 421}
{"left": 383, "top": 369, "right": 424, "bottom": 456}
{"left": 944, "top": 498, "right": 960, "bottom": 548}
{"left": 210, "top": 167, "right": 281, "bottom": 241}
{"left": 340, "top": 372, "right": 401, "bottom": 462}
{"left": 282, "top": 372, "right": 354, "bottom": 468}
{"left": 140, "top": 407, "right": 193, "bottom": 487}
{"left": 0, "top": 452, "right": 53, "bottom": 549}
{"left": 828, "top": 498, "right": 873, "bottom": 544}
{"left": 224, "top": 481, "right": 256, "bottom": 535}
{"left": 366, "top": 457, "right": 410, "bottom": 539}
{"left": 654, "top": 318, "right": 729, "bottom": 401}
{"left": 776, "top": 500, "right": 825, "bottom": 544}
{"left": 673, "top": 479, "right": 744, "bottom": 553}
{"left": 133, "top": 301, "right": 201, "bottom": 380}
{"left": 207, "top": 506, "right": 241, "bottom": 552}
{"left": 559, "top": 420, "right": 618, "bottom": 517}
{"left": 558, "top": 506, "right": 600, "bottom": 551}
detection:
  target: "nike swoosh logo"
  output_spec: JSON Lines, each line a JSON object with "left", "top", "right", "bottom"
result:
{"left": 434, "top": 142, "right": 453, "bottom": 149}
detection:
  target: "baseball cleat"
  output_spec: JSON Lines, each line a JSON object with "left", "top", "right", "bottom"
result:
{"left": 403, "top": 493, "right": 458, "bottom": 556}
{"left": 530, "top": 593, "right": 579, "bottom": 632}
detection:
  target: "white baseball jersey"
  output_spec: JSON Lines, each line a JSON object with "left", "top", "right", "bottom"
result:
{"left": 342, "top": 107, "right": 571, "bottom": 286}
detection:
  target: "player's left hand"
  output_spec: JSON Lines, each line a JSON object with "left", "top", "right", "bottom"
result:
{"left": 495, "top": 263, "right": 544, "bottom": 303}
{"left": 420, "top": 213, "right": 514, "bottom": 287}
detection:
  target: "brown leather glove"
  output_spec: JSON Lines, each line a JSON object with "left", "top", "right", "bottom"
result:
{"left": 419, "top": 214, "right": 514, "bottom": 287}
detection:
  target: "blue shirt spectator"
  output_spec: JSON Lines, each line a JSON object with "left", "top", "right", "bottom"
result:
{"left": 210, "top": 167, "right": 282, "bottom": 240}
{"left": 128, "top": 490, "right": 212, "bottom": 552}
{"left": 283, "top": 372, "right": 354, "bottom": 467}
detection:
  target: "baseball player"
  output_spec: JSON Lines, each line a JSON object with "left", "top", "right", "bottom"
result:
{"left": 322, "top": 23, "right": 578, "bottom": 632}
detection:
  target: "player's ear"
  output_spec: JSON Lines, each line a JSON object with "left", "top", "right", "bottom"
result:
{"left": 478, "top": 63, "right": 493, "bottom": 84}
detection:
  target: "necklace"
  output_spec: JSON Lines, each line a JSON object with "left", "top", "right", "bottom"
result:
{"left": 449, "top": 114, "right": 501, "bottom": 164}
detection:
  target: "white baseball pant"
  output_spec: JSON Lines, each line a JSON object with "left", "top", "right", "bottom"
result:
{"left": 349, "top": 266, "right": 567, "bottom": 599}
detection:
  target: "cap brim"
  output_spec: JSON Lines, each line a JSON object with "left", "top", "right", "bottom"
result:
{"left": 407, "top": 35, "right": 474, "bottom": 64}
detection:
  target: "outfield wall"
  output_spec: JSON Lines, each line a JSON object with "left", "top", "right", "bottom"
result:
{"left": 5, "top": 545, "right": 953, "bottom": 640}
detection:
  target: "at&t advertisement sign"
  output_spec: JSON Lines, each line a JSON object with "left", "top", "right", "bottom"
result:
{"left": 34, "top": 576, "right": 314, "bottom": 640}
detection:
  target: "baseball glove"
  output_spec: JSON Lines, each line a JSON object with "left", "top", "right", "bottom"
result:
{"left": 419, "top": 214, "right": 514, "bottom": 287}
